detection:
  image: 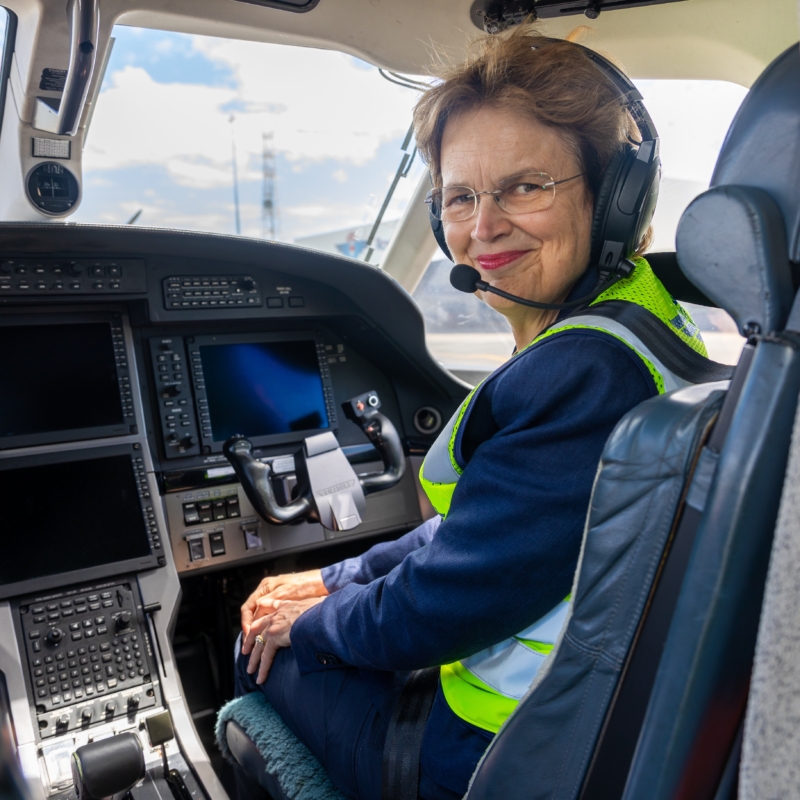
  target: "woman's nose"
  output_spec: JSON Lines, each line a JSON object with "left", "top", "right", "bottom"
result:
{"left": 470, "top": 194, "right": 512, "bottom": 242}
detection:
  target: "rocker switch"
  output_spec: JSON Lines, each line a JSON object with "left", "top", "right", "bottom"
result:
{"left": 188, "top": 539, "right": 205, "bottom": 562}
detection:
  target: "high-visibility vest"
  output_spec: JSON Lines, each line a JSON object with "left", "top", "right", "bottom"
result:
{"left": 420, "top": 257, "right": 715, "bottom": 734}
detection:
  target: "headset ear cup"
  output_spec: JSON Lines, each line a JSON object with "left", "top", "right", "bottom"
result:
{"left": 590, "top": 145, "right": 633, "bottom": 266}
{"left": 429, "top": 206, "right": 453, "bottom": 261}
{"left": 634, "top": 162, "right": 660, "bottom": 249}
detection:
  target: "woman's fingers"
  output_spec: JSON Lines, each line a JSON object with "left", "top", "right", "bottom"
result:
{"left": 240, "top": 576, "right": 275, "bottom": 636}
{"left": 256, "top": 633, "right": 288, "bottom": 684}
{"left": 242, "top": 613, "right": 272, "bottom": 657}
{"left": 241, "top": 571, "right": 329, "bottom": 636}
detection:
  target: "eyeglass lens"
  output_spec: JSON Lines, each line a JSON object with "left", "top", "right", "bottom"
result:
{"left": 430, "top": 173, "right": 556, "bottom": 222}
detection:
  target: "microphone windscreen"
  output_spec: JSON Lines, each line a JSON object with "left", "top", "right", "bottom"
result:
{"left": 450, "top": 264, "right": 482, "bottom": 294}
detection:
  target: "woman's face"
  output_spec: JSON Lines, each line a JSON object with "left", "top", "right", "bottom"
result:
{"left": 440, "top": 105, "right": 593, "bottom": 321}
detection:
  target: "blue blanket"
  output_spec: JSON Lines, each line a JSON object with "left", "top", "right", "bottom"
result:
{"left": 215, "top": 692, "right": 346, "bottom": 800}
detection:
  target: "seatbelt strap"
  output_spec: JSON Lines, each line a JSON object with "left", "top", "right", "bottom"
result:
{"left": 569, "top": 300, "right": 735, "bottom": 384}
{"left": 382, "top": 667, "right": 440, "bottom": 800}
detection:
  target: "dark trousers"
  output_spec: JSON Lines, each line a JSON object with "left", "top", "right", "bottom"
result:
{"left": 233, "top": 636, "right": 461, "bottom": 800}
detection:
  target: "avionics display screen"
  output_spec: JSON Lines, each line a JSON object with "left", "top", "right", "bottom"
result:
{"left": 0, "top": 454, "right": 151, "bottom": 588}
{"left": 198, "top": 339, "right": 330, "bottom": 442}
{"left": 0, "top": 322, "right": 123, "bottom": 443}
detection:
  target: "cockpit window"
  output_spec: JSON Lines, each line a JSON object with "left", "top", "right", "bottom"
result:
{"left": 73, "top": 25, "right": 426, "bottom": 260}
{"left": 0, "top": 8, "right": 16, "bottom": 139}
{"left": 416, "top": 79, "right": 749, "bottom": 384}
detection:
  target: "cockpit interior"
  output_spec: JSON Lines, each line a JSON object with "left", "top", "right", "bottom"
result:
{"left": 0, "top": 1, "right": 799, "bottom": 799}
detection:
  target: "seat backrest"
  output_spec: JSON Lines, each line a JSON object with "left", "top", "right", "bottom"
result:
{"left": 464, "top": 42, "right": 800, "bottom": 800}
{"left": 620, "top": 42, "right": 800, "bottom": 800}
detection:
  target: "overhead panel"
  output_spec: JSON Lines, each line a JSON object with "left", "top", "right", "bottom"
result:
{"left": 470, "top": 0, "right": 689, "bottom": 30}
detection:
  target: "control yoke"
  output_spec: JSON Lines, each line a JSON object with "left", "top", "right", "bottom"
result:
{"left": 223, "top": 391, "right": 405, "bottom": 532}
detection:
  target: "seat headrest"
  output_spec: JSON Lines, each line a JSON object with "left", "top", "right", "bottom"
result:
{"left": 676, "top": 186, "right": 791, "bottom": 336}
{"left": 712, "top": 43, "right": 800, "bottom": 262}
{"left": 675, "top": 43, "right": 799, "bottom": 335}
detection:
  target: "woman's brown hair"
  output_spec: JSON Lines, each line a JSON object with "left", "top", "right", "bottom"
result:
{"left": 413, "top": 24, "right": 643, "bottom": 216}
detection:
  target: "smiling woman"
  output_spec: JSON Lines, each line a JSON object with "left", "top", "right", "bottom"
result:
{"left": 414, "top": 73, "right": 747, "bottom": 381}
{"left": 72, "top": 25, "right": 426, "bottom": 249}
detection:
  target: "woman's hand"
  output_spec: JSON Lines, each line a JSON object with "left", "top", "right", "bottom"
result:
{"left": 243, "top": 597, "right": 325, "bottom": 684}
{"left": 241, "top": 570, "right": 329, "bottom": 638}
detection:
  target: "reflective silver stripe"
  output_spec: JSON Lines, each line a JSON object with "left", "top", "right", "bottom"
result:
{"left": 460, "top": 599, "right": 570, "bottom": 701}
{"left": 461, "top": 638, "right": 547, "bottom": 700}
{"left": 514, "top": 599, "right": 570, "bottom": 644}
{"left": 421, "top": 405, "right": 462, "bottom": 485}
{"left": 546, "top": 315, "right": 691, "bottom": 393}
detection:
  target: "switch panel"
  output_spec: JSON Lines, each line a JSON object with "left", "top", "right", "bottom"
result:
{"left": 0, "top": 258, "right": 147, "bottom": 297}
{"left": 149, "top": 337, "right": 201, "bottom": 459}
{"left": 163, "top": 275, "right": 262, "bottom": 309}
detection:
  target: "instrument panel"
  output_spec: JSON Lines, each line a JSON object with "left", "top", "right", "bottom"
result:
{"left": 0, "top": 223, "right": 465, "bottom": 586}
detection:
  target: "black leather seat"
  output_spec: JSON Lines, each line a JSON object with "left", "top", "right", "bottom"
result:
{"left": 227, "top": 720, "right": 288, "bottom": 800}
{"left": 224, "top": 42, "right": 800, "bottom": 800}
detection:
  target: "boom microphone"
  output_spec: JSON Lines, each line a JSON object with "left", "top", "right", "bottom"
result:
{"left": 449, "top": 262, "right": 634, "bottom": 311}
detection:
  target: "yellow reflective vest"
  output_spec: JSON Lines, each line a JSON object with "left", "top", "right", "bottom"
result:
{"left": 420, "top": 257, "right": 707, "bottom": 733}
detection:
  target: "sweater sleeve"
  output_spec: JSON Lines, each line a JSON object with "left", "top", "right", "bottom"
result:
{"left": 291, "top": 331, "right": 657, "bottom": 672}
{"left": 320, "top": 515, "right": 441, "bottom": 592}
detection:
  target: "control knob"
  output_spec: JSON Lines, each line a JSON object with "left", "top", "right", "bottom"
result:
{"left": 241, "top": 278, "right": 256, "bottom": 291}
{"left": 116, "top": 611, "right": 132, "bottom": 630}
{"left": 56, "top": 714, "right": 70, "bottom": 731}
{"left": 68, "top": 262, "right": 84, "bottom": 276}
{"left": 162, "top": 385, "right": 181, "bottom": 399}
{"left": 81, "top": 707, "right": 93, "bottom": 724}
{"left": 47, "top": 628, "right": 64, "bottom": 644}
{"left": 105, "top": 701, "right": 116, "bottom": 717}
{"left": 128, "top": 694, "right": 141, "bottom": 712}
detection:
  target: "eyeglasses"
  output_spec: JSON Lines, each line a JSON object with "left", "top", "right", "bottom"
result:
{"left": 425, "top": 172, "right": 585, "bottom": 223}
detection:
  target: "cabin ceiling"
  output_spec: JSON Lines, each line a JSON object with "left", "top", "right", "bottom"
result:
{"left": 4, "top": 0, "right": 798, "bottom": 87}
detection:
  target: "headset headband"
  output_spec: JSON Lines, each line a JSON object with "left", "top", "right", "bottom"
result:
{"left": 560, "top": 41, "right": 659, "bottom": 144}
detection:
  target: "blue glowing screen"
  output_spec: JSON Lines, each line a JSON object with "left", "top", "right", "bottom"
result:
{"left": 199, "top": 340, "right": 329, "bottom": 442}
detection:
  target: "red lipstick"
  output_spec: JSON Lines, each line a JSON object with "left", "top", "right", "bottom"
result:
{"left": 475, "top": 251, "right": 528, "bottom": 270}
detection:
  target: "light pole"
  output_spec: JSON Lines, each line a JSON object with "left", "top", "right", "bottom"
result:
{"left": 229, "top": 114, "right": 241, "bottom": 235}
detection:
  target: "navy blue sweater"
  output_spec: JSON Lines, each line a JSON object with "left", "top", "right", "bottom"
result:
{"left": 291, "top": 283, "right": 658, "bottom": 795}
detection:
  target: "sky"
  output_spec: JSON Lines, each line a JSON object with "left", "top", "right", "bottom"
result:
{"left": 71, "top": 25, "right": 748, "bottom": 255}
{"left": 73, "top": 26, "right": 427, "bottom": 244}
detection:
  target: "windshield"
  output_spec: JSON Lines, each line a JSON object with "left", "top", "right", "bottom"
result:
{"left": 74, "top": 25, "right": 426, "bottom": 260}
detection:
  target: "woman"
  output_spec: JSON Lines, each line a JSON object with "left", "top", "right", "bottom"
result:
{"left": 233, "top": 25, "right": 708, "bottom": 800}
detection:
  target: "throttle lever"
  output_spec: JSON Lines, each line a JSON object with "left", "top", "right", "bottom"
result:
{"left": 343, "top": 391, "right": 406, "bottom": 494}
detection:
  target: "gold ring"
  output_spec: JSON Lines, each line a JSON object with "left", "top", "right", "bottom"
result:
{"left": 255, "top": 634, "right": 266, "bottom": 646}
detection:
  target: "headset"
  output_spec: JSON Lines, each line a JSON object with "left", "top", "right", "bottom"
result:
{"left": 430, "top": 40, "right": 661, "bottom": 295}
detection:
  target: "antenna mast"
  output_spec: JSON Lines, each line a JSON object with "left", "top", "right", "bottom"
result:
{"left": 262, "top": 132, "right": 278, "bottom": 240}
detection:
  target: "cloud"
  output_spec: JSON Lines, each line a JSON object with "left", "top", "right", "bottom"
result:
{"left": 332, "top": 169, "right": 348, "bottom": 183}
{"left": 84, "top": 66, "right": 238, "bottom": 187}
{"left": 84, "top": 37, "right": 422, "bottom": 189}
